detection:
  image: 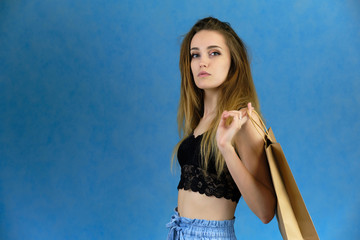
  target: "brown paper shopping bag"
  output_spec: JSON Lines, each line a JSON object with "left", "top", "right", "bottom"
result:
{"left": 249, "top": 111, "right": 319, "bottom": 240}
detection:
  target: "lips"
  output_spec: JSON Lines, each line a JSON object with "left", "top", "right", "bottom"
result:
{"left": 198, "top": 71, "right": 211, "bottom": 77}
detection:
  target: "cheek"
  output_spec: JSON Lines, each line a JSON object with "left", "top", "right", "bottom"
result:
{"left": 219, "top": 60, "right": 231, "bottom": 76}
{"left": 190, "top": 60, "right": 197, "bottom": 75}
{"left": 223, "top": 60, "right": 231, "bottom": 76}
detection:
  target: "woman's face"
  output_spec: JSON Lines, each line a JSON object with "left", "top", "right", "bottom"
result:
{"left": 190, "top": 30, "right": 231, "bottom": 92}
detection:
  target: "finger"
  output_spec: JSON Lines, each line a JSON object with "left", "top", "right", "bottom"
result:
{"left": 221, "top": 110, "right": 233, "bottom": 121}
{"left": 227, "top": 110, "right": 245, "bottom": 117}
{"left": 237, "top": 110, "right": 247, "bottom": 120}
{"left": 247, "top": 102, "right": 255, "bottom": 115}
{"left": 219, "top": 111, "right": 228, "bottom": 123}
{"left": 247, "top": 102, "right": 253, "bottom": 115}
{"left": 227, "top": 109, "right": 249, "bottom": 123}
{"left": 218, "top": 116, "right": 227, "bottom": 130}
{"left": 220, "top": 111, "right": 236, "bottom": 128}
{"left": 226, "top": 112, "right": 247, "bottom": 130}
{"left": 225, "top": 111, "right": 242, "bottom": 121}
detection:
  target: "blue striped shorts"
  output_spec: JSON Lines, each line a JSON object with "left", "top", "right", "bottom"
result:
{"left": 166, "top": 208, "right": 237, "bottom": 240}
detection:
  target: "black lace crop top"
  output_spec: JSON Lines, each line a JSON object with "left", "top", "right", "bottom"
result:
{"left": 177, "top": 133, "right": 241, "bottom": 203}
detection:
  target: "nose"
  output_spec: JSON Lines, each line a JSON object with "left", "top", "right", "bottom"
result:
{"left": 199, "top": 56, "right": 209, "bottom": 68}
{"left": 200, "top": 62, "right": 208, "bottom": 68}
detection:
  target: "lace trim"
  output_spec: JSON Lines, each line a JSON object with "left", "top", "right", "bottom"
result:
{"left": 177, "top": 165, "right": 241, "bottom": 203}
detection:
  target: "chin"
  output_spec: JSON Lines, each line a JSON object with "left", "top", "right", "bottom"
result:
{"left": 195, "top": 80, "right": 225, "bottom": 90}
{"left": 195, "top": 82, "right": 219, "bottom": 89}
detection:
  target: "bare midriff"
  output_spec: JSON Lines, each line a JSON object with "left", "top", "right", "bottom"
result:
{"left": 177, "top": 189, "right": 237, "bottom": 221}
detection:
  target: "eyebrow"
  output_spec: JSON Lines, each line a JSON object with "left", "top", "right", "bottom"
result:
{"left": 190, "top": 45, "right": 223, "bottom": 51}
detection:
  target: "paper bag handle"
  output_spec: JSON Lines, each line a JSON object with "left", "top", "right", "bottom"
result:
{"left": 246, "top": 109, "right": 273, "bottom": 143}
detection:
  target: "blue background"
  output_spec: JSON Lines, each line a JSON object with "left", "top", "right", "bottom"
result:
{"left": 0, "top": 0, "right": 359, "bottom": 239}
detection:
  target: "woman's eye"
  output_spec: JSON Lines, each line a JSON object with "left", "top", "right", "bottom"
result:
{"left": 210, "top": 51, "right": 220, "bottom": 56}
{"left": 191, "top": 53, "right": 200, "bottom": 58}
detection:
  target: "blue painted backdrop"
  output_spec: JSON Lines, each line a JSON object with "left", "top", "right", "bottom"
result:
{"left": 0, "top": 0, "right": 359, "bottom": 239}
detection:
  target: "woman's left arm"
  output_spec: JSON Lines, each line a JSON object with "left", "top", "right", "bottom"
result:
{"left": 216, "top": 103, "right": 276, "bottom": 223}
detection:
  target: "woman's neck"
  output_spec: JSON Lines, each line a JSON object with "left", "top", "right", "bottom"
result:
{"left": 203, "top": 89, "right": 219, "bottom": 118}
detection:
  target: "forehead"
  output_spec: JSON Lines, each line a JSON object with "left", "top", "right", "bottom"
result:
{"left": 190, "top": 30, "right": 227, "bottom": 49}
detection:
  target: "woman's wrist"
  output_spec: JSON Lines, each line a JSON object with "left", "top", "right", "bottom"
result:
{"left": 217, "top": 142, "right": 236, "bottom": 156}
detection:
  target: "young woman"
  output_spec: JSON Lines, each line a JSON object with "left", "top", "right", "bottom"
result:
{"left": 167, "top": 17, "right": 276, "bottom": 240}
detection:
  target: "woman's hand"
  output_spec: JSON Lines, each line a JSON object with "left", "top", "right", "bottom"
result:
{"left": 216, "top": 102, "right": 254, "bottom": 152}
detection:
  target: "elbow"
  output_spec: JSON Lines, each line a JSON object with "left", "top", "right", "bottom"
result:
{"left": 260, "top": 204, "right": 276, "bottom": 224}
{"left": 260, "top": 194, "right": 276, "bottom": 224}
{"left": 260, "top": 213, "right": 274, "bottom": 224}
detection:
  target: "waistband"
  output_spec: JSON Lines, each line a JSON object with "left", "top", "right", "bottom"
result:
{"left": 166, "top": 208, "right": 236, "bottom": 240}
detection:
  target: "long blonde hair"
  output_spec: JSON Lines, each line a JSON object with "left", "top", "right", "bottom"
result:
{"left": 173, "top": 17, "right": 262, "bottom": 176}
